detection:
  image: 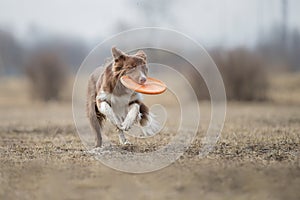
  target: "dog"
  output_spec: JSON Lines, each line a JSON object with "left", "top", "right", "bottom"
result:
{"left": 86, "top": 47, "right": 159, "bottom": 147}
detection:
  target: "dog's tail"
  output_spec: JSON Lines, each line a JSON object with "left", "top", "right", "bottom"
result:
{"left": 86, "top": 70, "right": 105, "bottom": 147}
{"left": 139, "top": 103, "right": 160, "bottom": 136}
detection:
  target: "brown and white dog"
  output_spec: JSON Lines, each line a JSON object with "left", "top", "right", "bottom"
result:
{"left": 86, "top": 47, "right": 159, "bottom": 147}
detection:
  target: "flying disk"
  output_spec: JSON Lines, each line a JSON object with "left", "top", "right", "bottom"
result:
{"left": 120, "top": 76, "right": 167, "bottom": 95}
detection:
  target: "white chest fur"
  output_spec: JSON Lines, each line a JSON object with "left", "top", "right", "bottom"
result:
{"left": 110, "top": 93, "right": 132, "bottom": 122}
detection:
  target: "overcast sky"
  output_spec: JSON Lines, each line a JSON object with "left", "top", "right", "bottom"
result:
{"left": 0, "top": 0, "right": 299, "bottom": 47}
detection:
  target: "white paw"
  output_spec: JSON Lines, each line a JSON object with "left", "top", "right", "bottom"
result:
{"left": 119, "top": 136, "right": 131, "bottom": 145}
{"left": 120, "top": 104, "right": 139, "bottom": 131}
{"left": 109, "top": 117, "right": 122, "bottom": 130}
{"left": 120, "top": 118, "right": 135, "bottom": 131}
{"left": 123, "top": 140, "right": 131, "bottom": 145}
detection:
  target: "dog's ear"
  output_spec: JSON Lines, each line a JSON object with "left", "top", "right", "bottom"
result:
{"left": 111, "top": 47, "right": 126, "bottom": 62}
{"left": 135, "top": 50, "right": 146, "bottom": 61}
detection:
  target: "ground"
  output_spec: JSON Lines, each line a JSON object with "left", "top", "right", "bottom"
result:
{"left": 0, "top": 76, "right": 300, "bottom": 199}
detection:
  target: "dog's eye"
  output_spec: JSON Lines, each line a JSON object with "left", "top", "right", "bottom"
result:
{"left": 129, "top": 66, "right": 136, "bottom": 70}
{"left": 126, "top": 65, "right": 136, "bottom": 71}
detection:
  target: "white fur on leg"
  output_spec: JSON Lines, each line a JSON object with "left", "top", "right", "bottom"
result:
{"left": 120, "top": 103, "right": 140, "bottom": 131}
{"left": 141, "top": 113, "right": 161, "bottom": 136}
{"left": 99, "top": 101, "right": 121, "bottom": 128}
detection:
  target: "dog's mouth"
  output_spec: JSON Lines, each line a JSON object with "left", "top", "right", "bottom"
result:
{"left": 123, "top": 67, "right": 148, "bottom": 85}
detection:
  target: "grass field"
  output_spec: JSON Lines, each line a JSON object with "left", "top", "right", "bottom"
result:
{"left": 0, "top": 75, "right": 300, "bottom": 200}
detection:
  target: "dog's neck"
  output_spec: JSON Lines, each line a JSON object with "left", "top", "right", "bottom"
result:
{"left": 112, "top": 79, "right": 134, "bottom": 96}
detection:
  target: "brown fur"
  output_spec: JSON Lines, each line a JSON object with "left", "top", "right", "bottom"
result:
{"left": 86, "top": 47, "right": 150, "bottom": 147}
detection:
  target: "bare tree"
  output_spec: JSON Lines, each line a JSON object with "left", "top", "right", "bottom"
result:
{"left": 211, "top": 48, "right": 268, "bottom": 101}
{"left": 0, "top": 29, "right": 23, "bottom": 75}
{"left": 25, "top": 51, "right": 68, "bottom": 101}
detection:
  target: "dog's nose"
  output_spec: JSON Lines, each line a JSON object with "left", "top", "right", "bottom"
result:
{"left": 139, "top": 77, "right": 147, "bottom": 84}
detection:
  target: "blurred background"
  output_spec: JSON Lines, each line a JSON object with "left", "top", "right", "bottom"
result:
{"left": 1, "top": 1, "right": 300, "bottom": 199}
{"left": 0, "top": 0, "right": 300, "bottom": 103}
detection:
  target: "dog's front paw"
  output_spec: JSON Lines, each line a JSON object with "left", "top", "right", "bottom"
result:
{"left": 120, "top": 120, "right": 133, "bottom": 131}
{"left": 123, "top": 140, "right": 131, "bottom": 145}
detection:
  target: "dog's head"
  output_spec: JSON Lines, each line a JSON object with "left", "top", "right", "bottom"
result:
{"left": 111, "top": 47, "right": 148, "bottom": 84}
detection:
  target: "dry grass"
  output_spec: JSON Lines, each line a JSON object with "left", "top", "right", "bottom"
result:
{"left": 0, "top": 75, "right": 300, "bottom": 200}
{"left": 268, "top": 72, "right": 300, "bottom": 104}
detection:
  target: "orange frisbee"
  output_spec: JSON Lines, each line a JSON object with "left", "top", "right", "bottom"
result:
{"left": 120, "top": 76, "right": 167, "bottom": 95}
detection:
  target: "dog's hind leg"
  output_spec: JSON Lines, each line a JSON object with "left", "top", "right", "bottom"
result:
{"left": 87, "top": 75, "right": 104, "bottom": 148}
